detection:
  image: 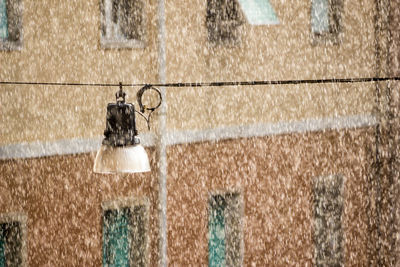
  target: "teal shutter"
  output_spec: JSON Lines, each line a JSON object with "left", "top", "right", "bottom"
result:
{"left": 209, "top": 197, "right": 226, "bottom": 267}
{"left": 237, "top": 0, "right": 279, "bottom": 25}
{"left": 0, "top": 226, "right": 4, "bottom": 267}
{"left": 0, "top": 0, "right": 8, "bottom": 39}
{"left": 311, "top": 0, "right": 329, "bottom": 33}
{"left": 103, "top": 209, "right": 131, "bottom": 267}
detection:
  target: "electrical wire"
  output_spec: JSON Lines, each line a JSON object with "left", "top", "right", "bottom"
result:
{"left": 0, "top": 76, "right": 399, "bottom": 88}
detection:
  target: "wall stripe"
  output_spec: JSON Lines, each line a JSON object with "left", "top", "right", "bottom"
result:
{"left": 0, "top": 114, "right": 377, "bottom": 160}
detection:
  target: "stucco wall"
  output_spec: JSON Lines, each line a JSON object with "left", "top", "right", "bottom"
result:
{"left": 0, "top": 127, "right": 375, "bottom": 265}
{"left": 167, "top": 127, "right": 374, "bottom": 266}
{"left": 0, "top": 0, "right": 159, "bottom": 145}
{"left": 0, "top": 0, "right": 377, "bottom": 146}
{"left": 0, "top": 148, "right": 160, "bottom": 266}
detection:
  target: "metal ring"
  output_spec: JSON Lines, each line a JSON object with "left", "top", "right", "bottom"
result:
{"left": 136, "top": 84, "right": 162, "bottom": 113}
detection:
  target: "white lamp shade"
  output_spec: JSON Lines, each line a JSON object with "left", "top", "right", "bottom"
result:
{"left": 93, "top": 144, "right": 150, "bottom": 174}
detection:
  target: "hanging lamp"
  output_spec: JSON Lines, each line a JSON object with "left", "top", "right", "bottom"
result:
{"left": 93, "top": 83, "right": 161, "bottom": 174}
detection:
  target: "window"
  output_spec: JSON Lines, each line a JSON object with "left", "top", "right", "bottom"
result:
{"left": 208, "top": 192, "right": 242, "bottom": 267}
{"left": 0, "top": 0, "right": 7, "bottom": 39}
{"left": 102, "top": 198, "right": 148, "bottom": 267}
{"left": 100, "top": 0, "right": 145, "bottom": 48}
{"left": 206, "top": 0, "right": 244, "bottom": 45}
{"left": 311, "top": 0, "right": 342, "bottom": 44}
{"left": 0, "top": 213, "right": 27, "bottom": 266}
{"left": 236, "top": 0, "right": 279, "bottom": 25}
{"left": 313, "top": 175, "right": 344, "bottom": 266}
{"left": 0, "top": 0, "right": 23, "bottom": 50}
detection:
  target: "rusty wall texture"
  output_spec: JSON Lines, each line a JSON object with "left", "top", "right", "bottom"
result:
{"left": 0, "top": 127, "right": 375, "bottom": 265}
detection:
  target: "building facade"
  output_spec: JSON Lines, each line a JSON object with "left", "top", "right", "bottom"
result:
{"left": 0, "top": 0, "right": 399, "bottom": 265}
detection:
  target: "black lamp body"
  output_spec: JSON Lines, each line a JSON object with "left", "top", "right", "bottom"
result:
{"left": 102, "top": 101, "right": 140, "bottom": 147}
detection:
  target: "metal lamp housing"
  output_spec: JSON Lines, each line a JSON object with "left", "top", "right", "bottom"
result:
{"left": 93, "top": 96, "right": 150, "bottom": 174}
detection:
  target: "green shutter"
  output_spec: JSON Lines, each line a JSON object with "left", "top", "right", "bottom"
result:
{"left": 0, "top": 226, "right": 4, "bottom": 267}
{"left": 209, "top": 197, "right": 226, "bottom": 267}
{"left": 311, "top": 0, "right": 329, "bottom": 33}
{"left": 0, "top": 0, "right": 8, "bottom": 39}
{"left": 103, "top": 209, "right": 131, "bottom": 267}
{"left": 237, "top": 0, "right": 279, "bottom": 25}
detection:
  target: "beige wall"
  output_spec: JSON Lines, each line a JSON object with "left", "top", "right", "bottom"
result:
{"left": 165, "top": 0, "right": 377, "bottom": 131}
{"left": 0, "top": 0, "right": 159, "bottom": 145}
{"left": 0, "top": 0, "right": 377, "bottom": 146}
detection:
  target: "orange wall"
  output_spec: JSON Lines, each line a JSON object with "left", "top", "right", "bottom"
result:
{"left": 167, "top": 127, "right": 374, "bottom": 266}
{"left": 0, "top": 149, "right": 161, "bottom": 266}
{"left": 0, "top": 127, "right": 375, "bottom": 265}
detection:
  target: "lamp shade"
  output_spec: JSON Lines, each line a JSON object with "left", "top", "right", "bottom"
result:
{"left": 93, "top": 144, "right": 150, "bottom": 174}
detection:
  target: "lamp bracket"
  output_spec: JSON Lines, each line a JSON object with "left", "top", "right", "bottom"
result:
{"left": 136, "top": 84, "right": 162, "bottom": 130}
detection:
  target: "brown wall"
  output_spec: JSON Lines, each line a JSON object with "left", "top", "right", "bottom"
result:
{"left": 167, "top": 127, "right": 375, "bottom": 266}
{"left": 0, "top": 126, "right": 373, "bottom": 265}
{"left": 0, "top": 149, "right": 161, "bottom": 266}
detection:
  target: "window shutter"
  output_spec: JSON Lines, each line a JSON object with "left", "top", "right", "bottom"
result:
{"left": 130, "top": 205, "right": 146, "bottom": 267}
{"left": 0, "top": 227, "right": 5, "bottom": 267}
{"left": 311, "top": 0, "right": 330, "bottom": 34}
{"left": 314, "top": 175, "right": 344, "bottom": 266}
{"left": 209, "top": 196, "right": 226, "bottom": 267}
{"left": 0, "top": 0, "right": 8, "bottom": 39}
{"left": 103, "top": 209, "right": 131, "bottom": 267}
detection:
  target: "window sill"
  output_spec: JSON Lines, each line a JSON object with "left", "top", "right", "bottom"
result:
{"left": 100, "top": 38, "right": 145, "bottom": 49}
{"left": 0, "top": 40, "right": 22, "bottom": 51}
{"left": 311, "top": 32, "right": 341, "bottom": 46}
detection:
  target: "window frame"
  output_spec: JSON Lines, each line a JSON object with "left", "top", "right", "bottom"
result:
{"left": 0, "top": 212, "right": 27, "bottom": 267}
{"left": 208, "top": 191, "right": 244, "bottom": 267}
{"left": 0, "top": 0, "right": 23, "bottom": 51}
{"left": 101, "top": 197, "right": 149, "bottom": 267}
{"left": 313, "top": 174, "right": 345, "bottom": 266}
{"left": 310, "top": 0, "right": 343, "bottom": 45}
{"left": 99, "top": 0, "right": 146, "bottom": 49}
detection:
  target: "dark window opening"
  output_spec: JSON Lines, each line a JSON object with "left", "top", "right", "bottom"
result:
{"left": 313, "top": 175, "right": 344, "bottom": 266}
{"left": 100, "top": 0, "right": 145, "bottom": 48}
{"left": 206, "top": 0, "right": 244, "bottom": 45}
{"left": 0, "top": 221, "right": 23, "bottom": 266}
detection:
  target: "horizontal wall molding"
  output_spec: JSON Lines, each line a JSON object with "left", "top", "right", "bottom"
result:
{"left": 0, "top": 133, "right": 156, "bottom": 160}
{"left": 166, "top": 114, "right": 378, "bottom": 146}
{"left": 0, "top": 114, "right": 377, "bottom": 160}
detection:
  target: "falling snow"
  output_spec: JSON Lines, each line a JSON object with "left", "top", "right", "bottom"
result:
{"left": 1, "top": 0, "right": 400, "bottom": 266}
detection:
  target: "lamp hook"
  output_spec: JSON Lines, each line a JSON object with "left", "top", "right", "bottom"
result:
{"left": 116, "top": 82, "right": 126, "bottom": 103}
{"left": 136, "top": 84, "right": 162, "bottom": 130}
